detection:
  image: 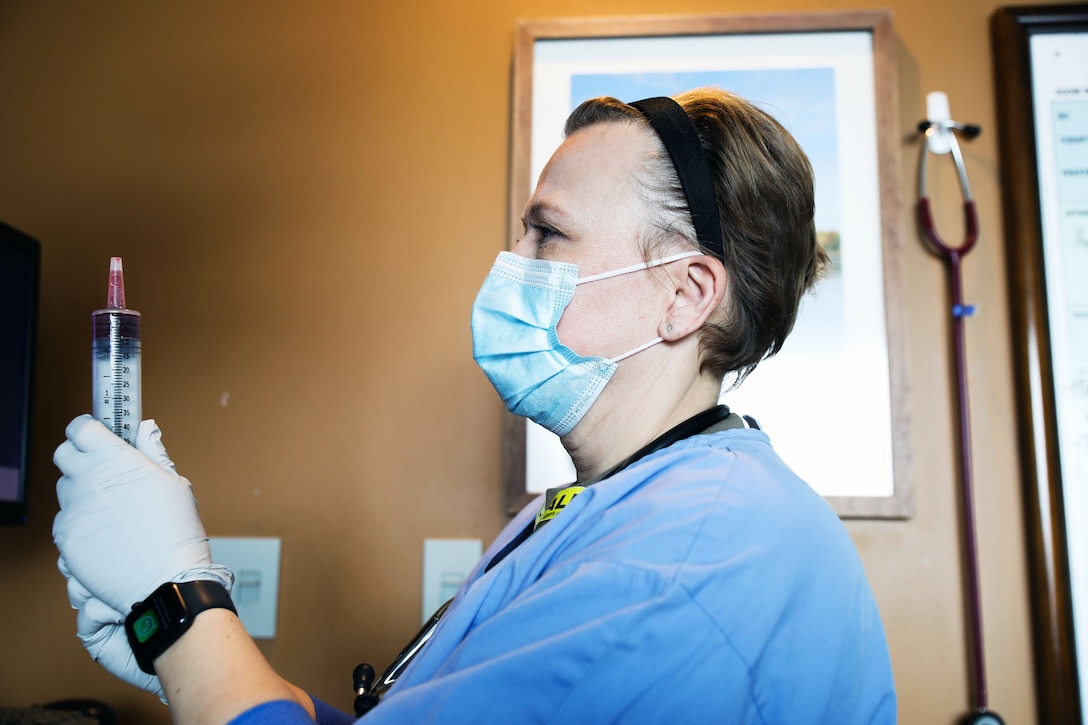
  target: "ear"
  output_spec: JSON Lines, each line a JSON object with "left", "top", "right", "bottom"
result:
{"left": 659, "top": 255, "right": 727, "bottom": 341}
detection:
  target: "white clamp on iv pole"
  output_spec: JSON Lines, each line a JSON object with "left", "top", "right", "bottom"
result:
{"left": 917, "top": 91, "right": 1003, "bottom": 725}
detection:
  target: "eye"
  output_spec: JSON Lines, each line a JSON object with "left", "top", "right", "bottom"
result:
{"left": 530, "top": 222, "right": 562, "bottom": 246}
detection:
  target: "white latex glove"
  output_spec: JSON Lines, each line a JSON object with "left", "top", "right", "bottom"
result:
{"left": 60, "top": 560, "right": 165, "bottom": 700}
{"left": 53, "top": 415, "right": 233, "bottom": 618}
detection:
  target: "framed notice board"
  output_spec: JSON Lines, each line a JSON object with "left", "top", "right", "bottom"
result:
{"left": 992, "top": 5, "right": 1088, "bottom": 723}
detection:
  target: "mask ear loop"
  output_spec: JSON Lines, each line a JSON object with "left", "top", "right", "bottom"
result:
{"left": 607, "top": 336, "right": 663, "bottom": 364}
{"left": 576, "top": 250, "right": 704, "bottom": 285}
{"left": 583, "top": 250, "right": 706, "bottom": 363}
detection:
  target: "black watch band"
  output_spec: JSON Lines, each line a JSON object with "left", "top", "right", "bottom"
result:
{"left": 125, "top": 580, "right": 237, "bottom": 675}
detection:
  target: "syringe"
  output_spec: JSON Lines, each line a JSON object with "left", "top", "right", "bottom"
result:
{"left": 92, "top": 257, "right": 142, "bottom": 444}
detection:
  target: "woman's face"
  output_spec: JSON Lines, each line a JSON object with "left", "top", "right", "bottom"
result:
{"left": 512, "top": 122, "right": 675, "bottom": 360}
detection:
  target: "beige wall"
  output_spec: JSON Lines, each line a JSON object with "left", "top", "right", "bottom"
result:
{"left": 0, "top": 1, "right": 1057, "bottom": 722}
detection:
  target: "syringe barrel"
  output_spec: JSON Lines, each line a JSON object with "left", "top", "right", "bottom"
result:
{"left": 92, "top": 308, "right": 142, "bottom": 444}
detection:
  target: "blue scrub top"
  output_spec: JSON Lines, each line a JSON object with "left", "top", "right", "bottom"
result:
{"left": 232, "top": 428, "right": 897, "bottom": 724}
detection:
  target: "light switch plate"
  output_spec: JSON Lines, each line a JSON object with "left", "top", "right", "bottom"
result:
{"left": 422, "top": 538, "right": 482, "bottom": 624}
{"left": 209, "top": 537, "right": 281, "bottom": 639}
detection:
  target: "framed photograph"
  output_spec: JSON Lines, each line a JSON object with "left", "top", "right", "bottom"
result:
{"left": 992, "top": 6, "right": 1088, "bottom": 723}
{"left": 504, "top": 11, "right": 909, "bottom": 519}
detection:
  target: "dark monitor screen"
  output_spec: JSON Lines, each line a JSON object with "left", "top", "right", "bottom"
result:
{"left": 0, "top": 221, "right": 40, "bottom": 525}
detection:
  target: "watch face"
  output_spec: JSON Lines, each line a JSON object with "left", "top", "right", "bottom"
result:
{"left": 126, "top": 583, "right": 191, "bottom": 674}
{"left": 131, "top": 609, "right": 161, "bottom": 643}
{"left": 125, "top": 581, "right": 235, "bottom": 675}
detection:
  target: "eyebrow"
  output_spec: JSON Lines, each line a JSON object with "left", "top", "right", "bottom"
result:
{"left": 521, "top": 200, "right": 569, "bottom": 229}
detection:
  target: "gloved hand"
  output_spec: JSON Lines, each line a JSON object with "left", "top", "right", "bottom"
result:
{"left": 60, "top": 561, "right": 165, "bottom": 700}
{"left": 53, "top": 415, "right": 233, "bottom": 643}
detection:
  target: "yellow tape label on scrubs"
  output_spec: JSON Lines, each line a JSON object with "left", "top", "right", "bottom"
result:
{"left": 534, "top": 486, "right": 586, "bottom": 529}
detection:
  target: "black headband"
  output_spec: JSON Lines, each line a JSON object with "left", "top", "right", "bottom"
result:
{"left": 629, "top": 97, "right": 725, "bottom": 263}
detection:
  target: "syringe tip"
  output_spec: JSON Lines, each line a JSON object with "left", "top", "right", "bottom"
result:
{"left": 107, "top": 256, "right": 126, "bottom": 309}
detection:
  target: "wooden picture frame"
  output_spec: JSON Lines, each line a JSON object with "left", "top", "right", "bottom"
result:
{"left": 992, "top": 5, "right": 1088, "bottom": 723}
{"left": 504, "top": 11, "right": 909, "bottom": 519}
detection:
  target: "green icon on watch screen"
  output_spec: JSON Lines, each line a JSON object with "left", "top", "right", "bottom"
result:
{"left": 133, "top": 610, "right": 160, "bottom": 643}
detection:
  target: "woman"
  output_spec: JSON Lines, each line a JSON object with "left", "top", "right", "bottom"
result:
{"left": 53, "top": 88, "right": 896, "bottom": 723}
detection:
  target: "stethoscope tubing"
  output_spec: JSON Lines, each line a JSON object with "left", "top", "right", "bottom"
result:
{"left": 917, "top": 119, "right": 992, "bottom": 716}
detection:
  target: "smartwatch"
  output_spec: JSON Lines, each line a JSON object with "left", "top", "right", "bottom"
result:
{"left": 125, "top": 580, "right": 237, "bottom": 675}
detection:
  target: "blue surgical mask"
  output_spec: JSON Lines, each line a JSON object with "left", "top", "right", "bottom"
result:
{"left": 470, "top": 249, "right": 703, "bottom": 437}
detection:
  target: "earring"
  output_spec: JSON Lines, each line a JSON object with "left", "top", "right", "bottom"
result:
{"left": 666, "top": 323, "right": 674, "bottom": 333}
